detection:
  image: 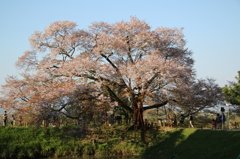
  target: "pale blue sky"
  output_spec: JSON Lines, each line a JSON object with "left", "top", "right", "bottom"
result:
{"left": 0, "top": 0, "right": 240, "bottom": 88}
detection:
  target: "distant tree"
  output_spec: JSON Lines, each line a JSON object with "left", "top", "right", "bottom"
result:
{"left": 222, "top": 71, "right": 240, "bottom": 106}
{"left": 0, "top": 17, "right": 223, "bottom": 143}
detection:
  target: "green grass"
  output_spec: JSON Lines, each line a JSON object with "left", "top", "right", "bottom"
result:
{"left": 0, "top": 126, "right": 82, "bottom": 158}
{"left": 0, "top": 126, "right": 240, "bottom": 159}
{"left": 144, "top": 128, "right": 240, "bottom": 159}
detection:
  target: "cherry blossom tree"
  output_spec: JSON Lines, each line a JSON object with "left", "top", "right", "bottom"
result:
{"left": 0, "top": 17, "right": 223, "bottom": 142}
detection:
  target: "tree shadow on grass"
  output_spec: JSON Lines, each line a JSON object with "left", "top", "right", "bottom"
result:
{"left": 144, "top": 129, "right": 240, "bottom": 159}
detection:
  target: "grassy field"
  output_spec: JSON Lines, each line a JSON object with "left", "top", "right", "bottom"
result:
{"left": 0, "top": 126, "right": 239, "bottom": 159}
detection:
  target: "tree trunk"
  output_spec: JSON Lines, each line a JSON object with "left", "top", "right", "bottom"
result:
{"left": 138, "top": 108, "right": 148, "bottom": 144}
{"left": 133, "top": 102, "right": 148, "bottom": 144}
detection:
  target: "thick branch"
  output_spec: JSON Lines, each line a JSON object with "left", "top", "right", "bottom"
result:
{"left": 143, "top": 100, "right": 168, "bottom": 111}
{"left": 101, "top": 53, "right": 127, "bottom": 86}
{"left": 104, "top": 85, "right": 133, "bottom": 114}
{"left": 61, "top": 112, "right": 80, "bottom": 119}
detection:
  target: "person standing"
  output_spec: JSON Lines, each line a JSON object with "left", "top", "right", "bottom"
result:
{"left": 10, "top": 115, "right": 16, "bottom": 127}
{"left": 212, "top": 119, "right": 216, "bottom": 130}
{"left": 173, "top": 114, "right": 177, "bottom": 128}
{"left": 215, "top": 113, "right": 221, "bottom": 129}
{"left": 189, "top": 115, "right": 194, "bottom": 128}
{"left": 220, "top": 113, "right": 226, "bottom": 129}
{"left": 3, "top": 111, "right": 8, "bottom": 126}
{"left": 179, "top": 114, "right": 185, "bottom": 126}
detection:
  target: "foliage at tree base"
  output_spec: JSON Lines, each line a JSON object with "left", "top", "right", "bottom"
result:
{"left": 0, "top": 125, "right": 145, "bottom": 159}
{"left": 0, "top": 126, "right": 240, "bottom": 159}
